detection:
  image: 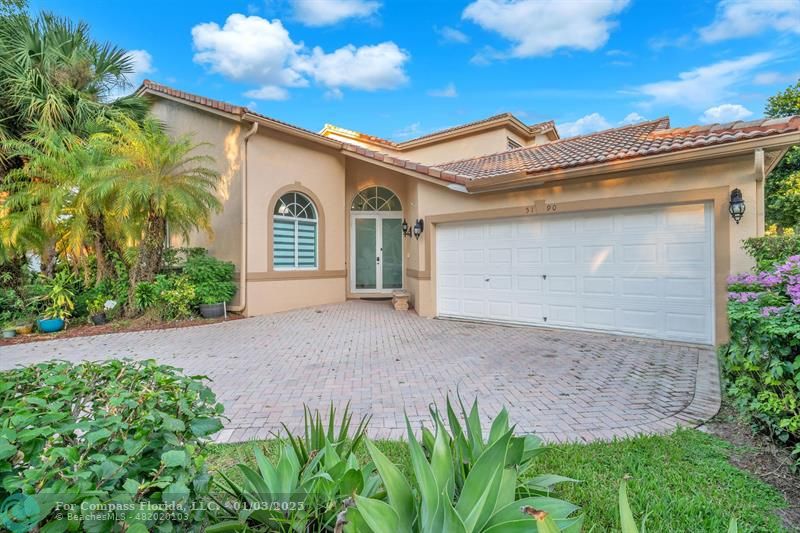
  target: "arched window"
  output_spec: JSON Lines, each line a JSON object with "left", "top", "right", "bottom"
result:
{"left": 351, "top": 186, "right": 402, "bottom": 211}
{"left": 273, "top": 192, "right": 318, "bottom": 269}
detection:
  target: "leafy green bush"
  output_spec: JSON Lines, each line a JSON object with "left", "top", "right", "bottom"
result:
{"left": 723, "top": 257, "right": 800, "bottom": 468}
{"left": 347, "top": 397, "right": 582, "bottom": 532}
{"left": 210, "top": 404, "right": 375, "bottom": 532}
{"left": 0, "top": 359, "right": 225, "bottom": 531}
{"left": 183, "top": 252, "right": 236, "bottom": 305}
{"left": 742, "top": 234, "right": 800, "bottom": 271}
{"left": 35, "top": 271, "right": 76, "bottom": 320}
{"left": 156, "top": 276, "right": 196, "bottom": 321}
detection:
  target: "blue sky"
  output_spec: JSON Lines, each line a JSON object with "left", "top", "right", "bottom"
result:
{"left": 29, "top": 0, "right": 800, "bottom": 139}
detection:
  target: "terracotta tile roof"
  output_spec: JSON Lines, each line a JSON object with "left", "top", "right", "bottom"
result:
{"left": 138, "top": 80, "right": 800, "bottom": 188}
{"left": 396, "top": 113, "right": 556, "bottom": 144}
{"left": 437, "top": 116, "right": 800, "bottom": 180}
{"left": 139, "top": 80, "right": 335, "bottom": 144}
{"left": 138, "top": 80, "right": 467, "bottom": 185}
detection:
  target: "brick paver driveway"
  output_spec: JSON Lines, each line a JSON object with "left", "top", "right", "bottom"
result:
{"left": 0, "top": 301, "right": 720, "bottom": 443}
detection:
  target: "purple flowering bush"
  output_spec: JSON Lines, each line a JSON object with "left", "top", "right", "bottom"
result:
{"left": 723, "top": 255, "right": 800, "bottom": 468}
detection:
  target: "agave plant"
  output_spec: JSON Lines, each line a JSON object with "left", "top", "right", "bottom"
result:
{"left": 345, "top": 399, "right": 583, "bottom": 533}
{"left": 209, "top": 404, "right": 378, "bottom": 532}
{"left": 421, "top": 396, "right": 574, "bottom": 499}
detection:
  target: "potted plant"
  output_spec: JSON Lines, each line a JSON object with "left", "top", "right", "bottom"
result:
{"left": 88, "top": 295, "right": 116, "bottom": 325}
{"left": 183, "top": 252, "right": 237, "bottom": 319}
{"left": 14, "top": 318, "right": 34, "bottom": 335}
{"left": 36, "top": 271, "right": 75, "bottom": 333}
{"left": 2, "top": 323, "right": 16, "bottom": 338}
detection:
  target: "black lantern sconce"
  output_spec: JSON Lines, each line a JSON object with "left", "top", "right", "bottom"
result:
{"left": 401, "top": 219, "right": 412, "bottom": 237}
{"left": 729, "top": 188, "right": 745, "bottom": 224}
{"left": 413, "top": 219, "right": 424, "bottom": 239}
{"left": 402, "top": 219, "right": 425, "bottom": 239}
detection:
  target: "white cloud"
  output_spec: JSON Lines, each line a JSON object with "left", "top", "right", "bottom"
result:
{"left": 557, "top": 112, "right": 652, "bottom": 137}
{"left": 621, "top": 112, "right": 646, "bottom": 124}
{"left": 191, "top": 14, "right": 409, "bottom": 98}
{"left": 393, "top": 122, "right": 422, "bottom": 139}
{"left": 436, "top": 25, "right": 469, "bottom": 43}
{"left": 292, "top": 0, "right": 380, "bottom": 26}
{"left": 636, "top": 52, "right": 772, "bottom": 109}
{"left": 109, "top": 49, "right": 155, "bottom": 100}
{"left": 244, "top": 85, "right": 289, "bottom": 100}
{"left": 557, "top": 113, "right": 612, "bottom": 137}
{"left": 192, "top": 15, "right": 306, "bottom": 89}
{"left": 699, "top": 103, "right": 753, "bottom": 123}
{"left": 294, "top": 42, "right": 409, "bottom": 91}
{"left": 428, "top": 82, "right": 457, "bottom": 98}
{"left": 462, "top": 0, "right": 629, "bottom": 58}
{"left": 700, "top": 0, "right": 800, "bottom": 42}
{"left": 753, "top": 71, "right": 799, "bottom": 85}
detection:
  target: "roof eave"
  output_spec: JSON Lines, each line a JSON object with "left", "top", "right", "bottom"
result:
{"left": 466, "top": 130, "right": 800, "bottom": 193}
{"left": 242, "top": 112, "right": 342, "bottom": 149}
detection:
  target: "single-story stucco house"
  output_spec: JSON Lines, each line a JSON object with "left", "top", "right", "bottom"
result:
{"left": 138, "top": 80, "right": 800, "bottom": 346}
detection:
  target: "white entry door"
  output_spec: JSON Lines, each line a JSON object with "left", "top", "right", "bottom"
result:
{"left": 351, "top": 213, "right": 404, "bottom": 293}
{"left": 436, "top": 204, "right": 714, "bottom": 344}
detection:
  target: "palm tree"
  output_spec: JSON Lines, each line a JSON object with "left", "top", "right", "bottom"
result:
{"left": 1, "top": 127, "right": 125, "bottom": 280}
{"left": 0, "top": 12, "right": 148, "bottom": 168}
{"left": 95, "top": 117, "right": 221, "bottom": 314}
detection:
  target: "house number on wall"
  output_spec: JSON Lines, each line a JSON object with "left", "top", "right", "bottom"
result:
{"left": 525, "top": 202, "right": 558, "bottom": 214}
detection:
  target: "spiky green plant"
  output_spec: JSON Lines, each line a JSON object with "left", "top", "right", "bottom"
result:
{"left": 346, "top": 399, "right": 583, "bottom": 533}
{"left": 209, "top": 405, "right": 377, "bottom": 532}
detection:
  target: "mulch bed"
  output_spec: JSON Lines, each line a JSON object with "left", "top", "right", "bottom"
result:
{"left": 704, "top": 402, "right": 800, "bottom": 531}
{"left": 0, "top": 313, "right": 244, "bottom": 347}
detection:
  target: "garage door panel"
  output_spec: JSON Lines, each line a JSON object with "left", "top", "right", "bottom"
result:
{"left": 583, "top": 276, "right": 615, "bottom": 295}
{"left": 517, "top": 275, "right": 544, "bottom": 292}
{"left": 548, "top": 246, "right": 577, "bottom": 263}
{"left": 436, "top": 203, "right": 713, "bottom": 344}
{"left": 516, "top": 303, "right": 544, "bottom": 322}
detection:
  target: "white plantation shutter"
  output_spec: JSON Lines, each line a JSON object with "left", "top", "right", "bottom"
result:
{"left": 273, "top": 192, "right": 318, "bottom": 269}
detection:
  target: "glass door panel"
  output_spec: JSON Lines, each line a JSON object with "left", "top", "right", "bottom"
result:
{"left": 355, "top": 218, "right": 377, "bottom": 289}
{"left": 382, "top": 218, "right": 403, "bottom": 289}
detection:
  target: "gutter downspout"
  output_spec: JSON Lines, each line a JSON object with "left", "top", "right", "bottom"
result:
{"left": 228, "top": 120, "right": 259, "bottom": 313}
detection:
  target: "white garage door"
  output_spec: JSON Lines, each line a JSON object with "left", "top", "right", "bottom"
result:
{"left": 436, "top": 204, "right": 714, "bottom": 344}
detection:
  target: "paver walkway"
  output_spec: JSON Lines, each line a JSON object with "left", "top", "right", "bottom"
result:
{"left": 0, "top": 300, "right": 720, "bottom": 443}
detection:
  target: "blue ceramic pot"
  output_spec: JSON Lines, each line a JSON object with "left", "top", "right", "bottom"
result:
{"left": 37, "top": 318, "right": 65, "bottom": 333}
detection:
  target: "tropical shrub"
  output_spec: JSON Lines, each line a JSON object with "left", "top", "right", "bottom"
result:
{"left": 742, "top": 234, "right": 800, "bottom": 271}
{"left": 210, "top": 404, "right": 375, "bottom": 532}
{"left": 347, "top": 398, "right": 582, "bottom": 533}
{"left": 723, "top": 255, "right": 800, "bottom": 467}
{"left": 183, "top": 251, "right": 237, "bottom": 306}
{"left": 155, "top": 276, "right": 196, "bottom": 321}
{"left": 35, "top": 270, "right": 76, "bottom": 320}
{"left": 0, "top": 359, "right": 225, "bottom": 531}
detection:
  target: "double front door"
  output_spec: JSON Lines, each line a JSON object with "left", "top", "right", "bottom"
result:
{"left": 351, "top": 214, "right": 403, "bottom": 292}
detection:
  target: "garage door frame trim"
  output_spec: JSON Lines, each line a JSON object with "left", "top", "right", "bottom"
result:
{"left": 421, "top": 186, "right": 731, "bottom": 344}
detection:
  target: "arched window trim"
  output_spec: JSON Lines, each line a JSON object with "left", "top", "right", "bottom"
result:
{"left": 273, "top": 192, "right": 318, "bottom": 270}
{"left": 351, "top": 186, "right": 402, "bottom": 212}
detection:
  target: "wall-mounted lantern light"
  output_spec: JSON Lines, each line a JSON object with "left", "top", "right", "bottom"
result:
{"left": 413, "top": 219, "right": 424, "bottom": 239}
{"left": 402, "top": 219, "right": 412, "bottom": 237}
{"left": 729, "top": 188, "right": 746, "bottom": 224}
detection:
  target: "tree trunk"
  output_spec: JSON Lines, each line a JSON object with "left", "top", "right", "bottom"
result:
{"left": 125, "top": 213, "right": 167, "bottom": 317}
{"left": 42, "top": 241, "right": 58, "bottom": 277}
{"left": 89, "top": 215, "right": 112, "bottom": 285}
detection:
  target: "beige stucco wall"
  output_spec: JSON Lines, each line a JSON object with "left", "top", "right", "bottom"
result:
{"left": 244, "top": 129, "right": 347, "bottom": 315}
{"left": 400, "top": 128, "right": 521, "bottom": 165}
{"left": 149, "top": 99, "right": 245, "bottom": 303}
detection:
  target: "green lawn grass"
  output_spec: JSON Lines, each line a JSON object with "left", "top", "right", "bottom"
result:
{"left": 206, "top": 429, "right": 787, "bottom": 532}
